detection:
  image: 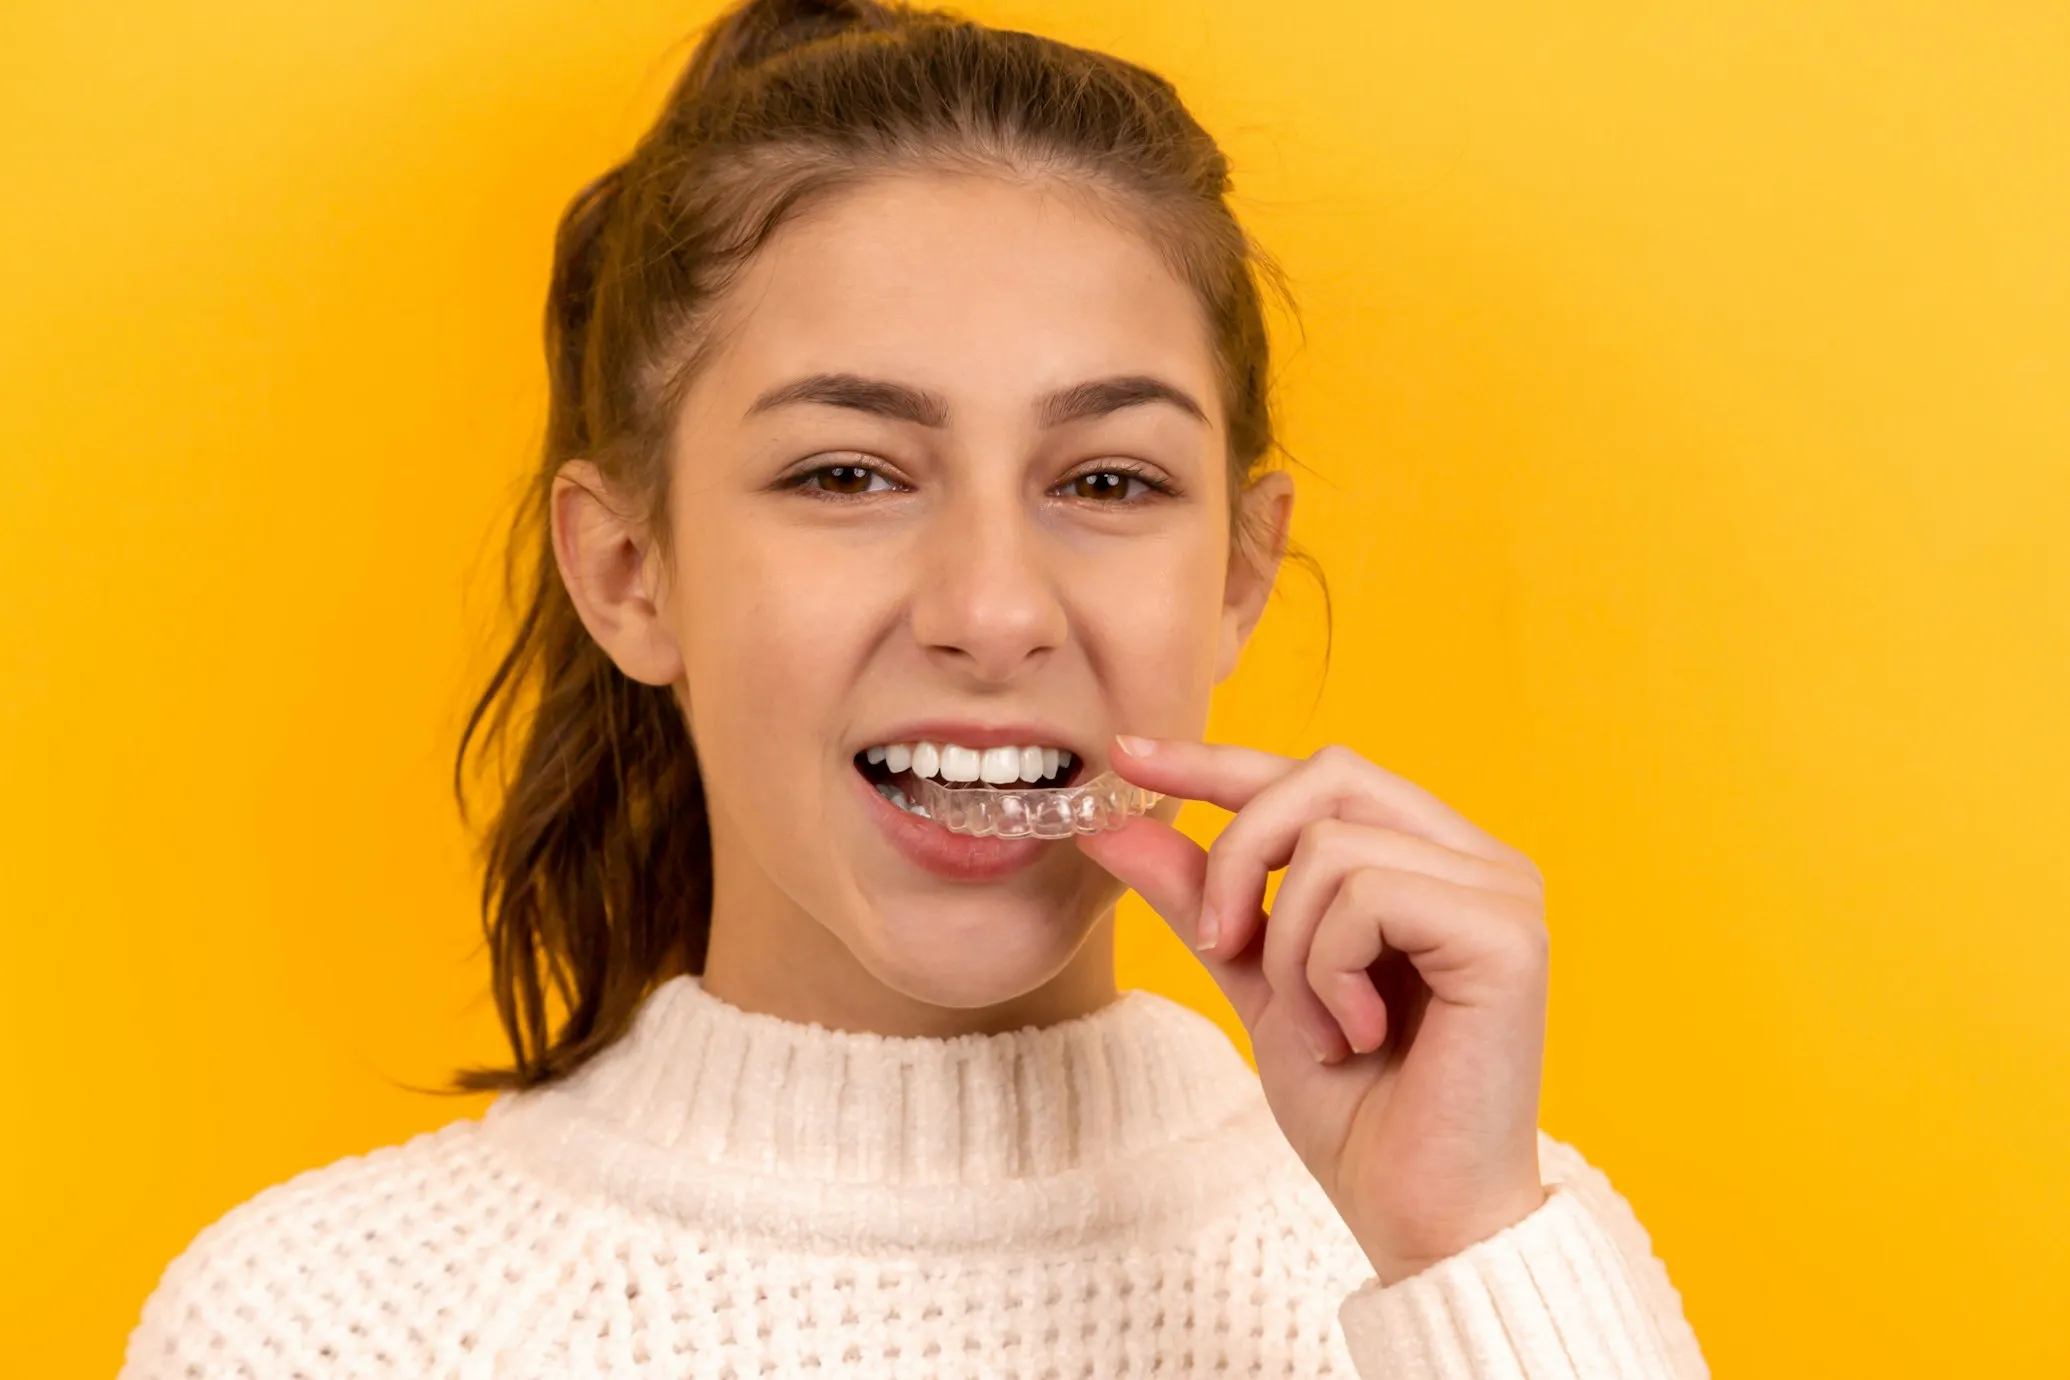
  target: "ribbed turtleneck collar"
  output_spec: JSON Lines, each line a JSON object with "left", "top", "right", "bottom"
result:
{"left": 479, "top": 974, "right": 1292, "bottom": 1252}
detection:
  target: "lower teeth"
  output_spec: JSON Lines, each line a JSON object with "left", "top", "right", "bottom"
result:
{"left": 875, "top": 782, "right": 932, "bottom": 818}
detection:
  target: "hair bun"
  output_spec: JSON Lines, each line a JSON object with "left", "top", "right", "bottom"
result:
{"left": 681, "top": 0, "right": 904, "bottom": 96}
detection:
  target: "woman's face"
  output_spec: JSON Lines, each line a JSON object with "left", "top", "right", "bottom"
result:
{"left": 564, "top": 171, "right": 1287, "bottom": 1018}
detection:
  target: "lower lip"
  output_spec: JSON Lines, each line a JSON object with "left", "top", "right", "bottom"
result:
{"left": 852, "top": 767, "right": 1055, "bottom": 882}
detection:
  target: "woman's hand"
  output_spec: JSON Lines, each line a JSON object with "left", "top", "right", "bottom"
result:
{"left": 1075, "top": 736, "right": 1552, "bottom": 1285}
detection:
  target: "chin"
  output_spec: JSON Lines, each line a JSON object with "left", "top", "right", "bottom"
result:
{"left": 855, "top": 891, "right": 1102, "bottom": 1012}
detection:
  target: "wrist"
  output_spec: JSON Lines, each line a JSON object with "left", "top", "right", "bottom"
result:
{"left": 1353, "top": 1182, "right": 1552, "bottom": 1286}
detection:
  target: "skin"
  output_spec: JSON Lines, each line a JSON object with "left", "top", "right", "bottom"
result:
{"left": 554, "top": 171, "right": 1279, "bottom": 1035}
{"left": 1082, "top": 739, "right": 1551, "bottom": 1283}
{"left": 553, "top": 170, "right": 1551, "bottom": 1283}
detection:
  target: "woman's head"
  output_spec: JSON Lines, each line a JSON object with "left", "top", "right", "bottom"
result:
{"left": 455, "top": 0, "right": 1299, "bottom": 1088}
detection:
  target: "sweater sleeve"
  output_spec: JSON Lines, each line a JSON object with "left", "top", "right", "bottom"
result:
{"left": 1334, "top": 1133, "right": 1708, "bottom": 1380}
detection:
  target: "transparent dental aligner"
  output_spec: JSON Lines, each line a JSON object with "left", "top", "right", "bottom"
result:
{"left": 910, "top": 770, "right": 1164, "bottom": 839}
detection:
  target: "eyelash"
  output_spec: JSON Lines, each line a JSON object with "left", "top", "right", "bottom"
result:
{"left": 782, "top": 457, "right": 1179, "bottom": 504}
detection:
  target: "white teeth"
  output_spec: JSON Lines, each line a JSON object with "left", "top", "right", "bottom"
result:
{"left": 865, "top": 739, "right": 1073, "bottom": 784}
{"left": 875, "top": 782, "right": 931, "bottom": 818}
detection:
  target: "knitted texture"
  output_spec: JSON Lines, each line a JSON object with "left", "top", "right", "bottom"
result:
{"left": 120, "top": 977, "right": 1706, "bottom": 1378}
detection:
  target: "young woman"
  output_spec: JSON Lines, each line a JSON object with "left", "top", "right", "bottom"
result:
{"left": 122, "top": 2, "right": 1707, "bottom": 1375}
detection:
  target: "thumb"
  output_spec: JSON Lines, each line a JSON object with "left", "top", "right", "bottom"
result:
{"left": 1074, "top": 816, "right": 1267, "bottom": 1022}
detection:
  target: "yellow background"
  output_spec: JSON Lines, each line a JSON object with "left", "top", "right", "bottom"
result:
{"left": 3, "top": 1, "right": 2065, "bottom": 1374}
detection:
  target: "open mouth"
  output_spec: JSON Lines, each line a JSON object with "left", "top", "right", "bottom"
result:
{"left": 853, "top": 739, "right": 1085, "bottom": 818}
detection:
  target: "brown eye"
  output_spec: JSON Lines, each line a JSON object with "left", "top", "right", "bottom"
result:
{"left": 1070, "top": 471, "right": 1142, "bottom": 501}
{"left": 811, "top": 464, "right": 887, "bottom": 495}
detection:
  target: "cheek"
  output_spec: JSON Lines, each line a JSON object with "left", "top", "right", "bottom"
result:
{"left": 669, "top": 523, "right": 877, "bottom": 796}
{"left": 1069, "top": 527, "right": 1229, "bottom": 725}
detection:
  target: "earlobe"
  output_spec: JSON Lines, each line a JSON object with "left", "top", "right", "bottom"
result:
{"left": 549, "top": 461, "right": 685, "bottom": 687}
{"left": 1214, "top": 469, "right": 1296, "bottom": 683}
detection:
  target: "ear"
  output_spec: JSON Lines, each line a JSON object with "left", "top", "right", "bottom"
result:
{"left": 550, "top": 460, "right": 685, "bottom": 687}
{"left": 1215, "top": 468, "right": 1295, "bottom": 683}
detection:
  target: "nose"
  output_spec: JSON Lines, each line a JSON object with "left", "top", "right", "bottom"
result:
{"left": 908, "top": 498, "right": 1068, "bottom": 685}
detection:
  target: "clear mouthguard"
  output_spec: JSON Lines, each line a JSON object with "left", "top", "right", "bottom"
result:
{"left": 910, "top": 770, "right": 1164, "bottom": 839}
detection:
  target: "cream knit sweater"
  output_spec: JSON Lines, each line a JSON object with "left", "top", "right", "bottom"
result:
{"left": 121, "top": 975, "right": 1707, "bottom": 1378}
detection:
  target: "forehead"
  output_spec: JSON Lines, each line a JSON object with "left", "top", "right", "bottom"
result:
{"left": 692, "top": 171, "right": 1222, "bottom": 423}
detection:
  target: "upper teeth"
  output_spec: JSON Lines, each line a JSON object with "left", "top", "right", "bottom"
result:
{"left": 864, "top": 741, "right": 1072, "bottom": 786}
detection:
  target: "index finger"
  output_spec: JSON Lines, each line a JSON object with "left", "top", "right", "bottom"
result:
{"left": 1108, "top": 735, "right": 1302, "bottom": 813}
{"left": 1116, "top": 736, "right": 1521, "bottom": 866}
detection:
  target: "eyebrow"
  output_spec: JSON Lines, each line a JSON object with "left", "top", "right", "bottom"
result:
{"left": 744, "top": 371, "right": 1210, "bottom": 429}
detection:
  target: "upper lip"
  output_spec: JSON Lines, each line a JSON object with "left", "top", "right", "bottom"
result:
{"left": 856, "top": 720, "right": 1093, "bottom": 765}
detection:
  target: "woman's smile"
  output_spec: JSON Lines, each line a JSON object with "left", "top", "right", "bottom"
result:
{"left": 851, "top": 764, "right": 1052, "bottom": 881}
{"left": 845, "top": 719, "right": 1099, "bottom": 881}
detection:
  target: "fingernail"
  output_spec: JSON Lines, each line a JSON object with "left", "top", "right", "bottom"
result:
{"left": 1194, "top": 903, "right": 1220, "bottom": 952}
{"left": 1298, "top": 1026, "right": 1331, "bottom": 1063}
{"left": 1114, "top": 734, "right": 1156, "bottom": 758}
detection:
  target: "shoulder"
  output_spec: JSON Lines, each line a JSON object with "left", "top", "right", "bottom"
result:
{"left": 119, "top": 1110, "right": 535, "bottom": 1378}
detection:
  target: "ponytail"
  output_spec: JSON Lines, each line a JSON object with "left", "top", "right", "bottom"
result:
{"left": 447, "top": 159, "right": 707, "bottom": 1093}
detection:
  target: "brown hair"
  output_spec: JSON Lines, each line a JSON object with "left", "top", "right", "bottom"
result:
{"left": 449, "top": 0, "right": 1310, "bottom": 1093}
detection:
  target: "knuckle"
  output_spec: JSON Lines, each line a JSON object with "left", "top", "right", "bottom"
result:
{"left": 1497, "top": 917, "right": 1552, "bottom": 978}
{"left": 1294, "top": 816, "right": 1355, "bottom": 866}
{"left": 1304, "top": 941, "right": 1344, "bottom": 993}
{"left": 1341, "top": 865, "right": 1393, "bottom": 912}
{"left": 1308, "top": 742, "right": 1362, "bottom": 773}
{"left": 1202, "top": 823, "right": 1247, "bottom": 867}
